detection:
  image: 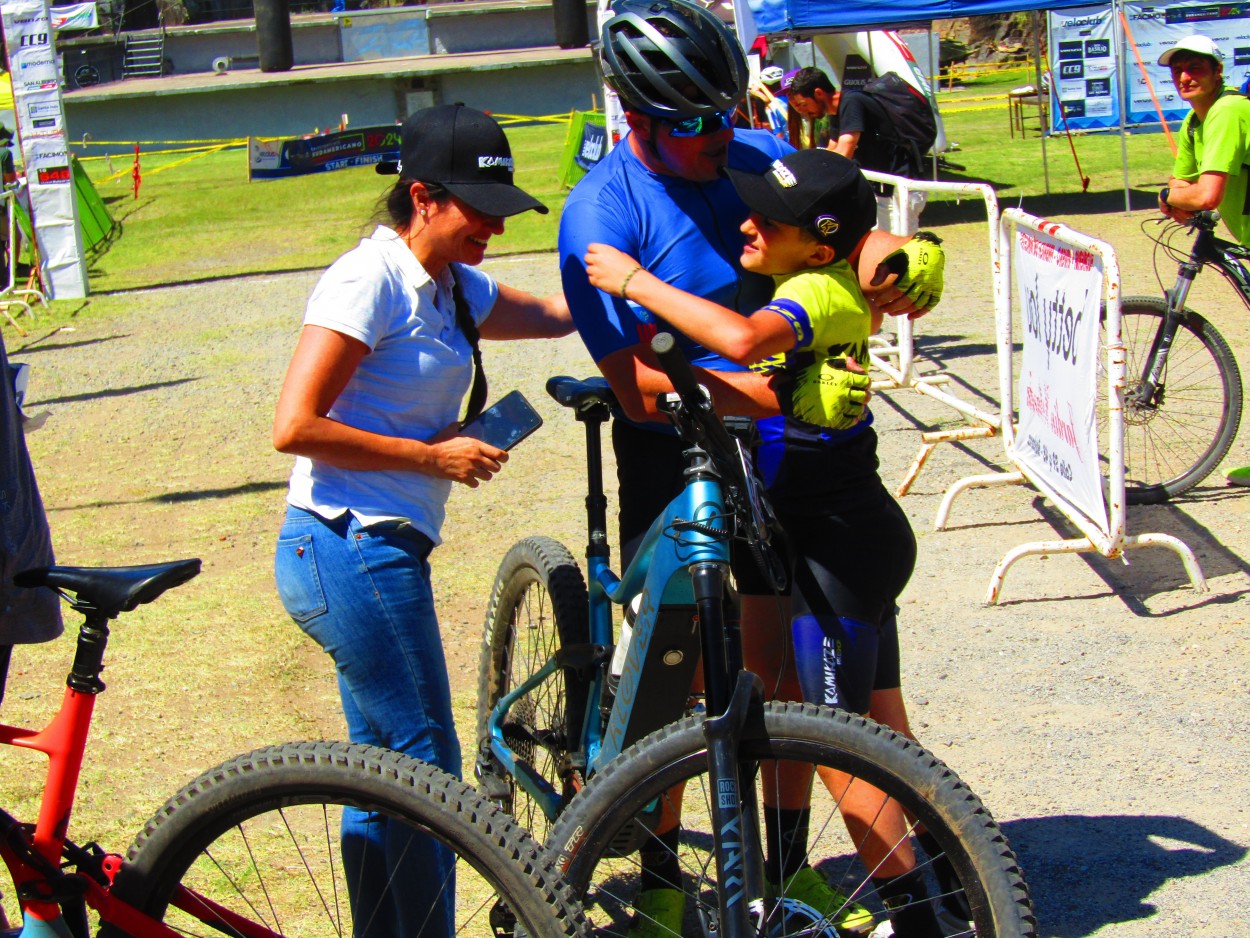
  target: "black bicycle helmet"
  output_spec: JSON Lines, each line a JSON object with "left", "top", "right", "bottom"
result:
{"left": 598, "top": 0, "right": 747, "bottom": 121}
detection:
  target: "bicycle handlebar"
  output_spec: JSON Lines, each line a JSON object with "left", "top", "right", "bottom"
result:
{"left": 650, "top": 333, "right": 789, "bottom": 591}
{"left": 1188, "top": 210, "right": 1220, "bottom": 231}
{"left": 650, "top": 332, "right": 739, "bottom": 462}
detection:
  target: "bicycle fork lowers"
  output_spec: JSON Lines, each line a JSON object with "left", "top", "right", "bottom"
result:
{"left": 1143, "top": 212, "right": 1250, "bottom": 406}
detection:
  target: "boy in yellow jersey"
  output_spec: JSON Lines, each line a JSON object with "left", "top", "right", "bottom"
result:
{"left": 586, "top": 148, "right": 957, "bottom": 938}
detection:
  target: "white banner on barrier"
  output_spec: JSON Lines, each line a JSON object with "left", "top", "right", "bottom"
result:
{"left": 1013, "top": 227, "right": 1107, "bottom": 531}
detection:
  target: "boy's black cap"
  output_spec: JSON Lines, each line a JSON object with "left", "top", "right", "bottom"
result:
{"left": 725, "top": 148, "right": 875, "bottom": 259}
{"left": 377, "top": 104, "right": 548, "bottom": 217}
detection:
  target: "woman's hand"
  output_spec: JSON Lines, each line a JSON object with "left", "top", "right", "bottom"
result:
{"left": 585, "top": 243, "right": 643, "bottom": 297}
{"left": 427, "top": 425, "right": 508, "bottom": 487}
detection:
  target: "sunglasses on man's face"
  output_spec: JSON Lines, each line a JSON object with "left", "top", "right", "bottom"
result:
{"left": 665, "top": 110, "right": 733, "bottom": 137}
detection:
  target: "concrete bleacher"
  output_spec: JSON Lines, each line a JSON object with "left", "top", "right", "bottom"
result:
{"left": 57, "top": 0, "right": 598, "bottom": 153}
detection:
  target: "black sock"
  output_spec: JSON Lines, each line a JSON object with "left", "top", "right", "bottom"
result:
{"left": 916, "top": 830, "right": 973, "bottom": 920}
{"left": 763, "top": 806, "right": 810, "bottom": 883}
{"left": 872, "top": 869, "right": 943, "bottom": 938}
{"left": 639, "top": 826, "right": 682, "bottom": 893}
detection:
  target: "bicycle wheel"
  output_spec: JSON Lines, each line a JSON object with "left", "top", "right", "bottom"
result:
{"left": 1103, "top": 297, "right": 1243, "bottom": 503}
{"left": 476, "top": 536, "right": 590, "bottom": 842}
{"left": 107, "top": 741, "right": 588, "bottom": 938}
{"left": 547, "top": 702, "right": 1036, "bottom": 938}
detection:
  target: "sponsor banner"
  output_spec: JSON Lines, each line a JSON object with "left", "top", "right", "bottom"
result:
{"left": 248, "top": 124, "right": 401, "bottom": 179}
{"left": 1048, "top": 5, "right": 1120, "bottom": 130}
{"left": 20, "top": 89, "right": 61, "bottom": 132}
{"left": 10, "top": 44, "right": 60, "bottom": 93}
{"left": 1, "top": 0, "right": 53, "bottom": 50}
{"left": 1123, "top": 2, "right": 1250, "bottom": 124}
{"left": 557, "top": 110, "right": 606, "bottom": 188}
{"left": 1049, "top": 0, "right": 1250, "bottom": 132}
{"left": 1014, "top": 228, "right": 1106, "bottom": 530}
{"left": 574, "top": 120, "right": 606, "bottom": 171}
{"left": 25, "top": 133, "right": 71, "bottom": 184}
{"left": 50, "top": 0, "right": 96, "bottom": 29}
{"left": 2, "top": 0, "right": 87, "bottom": 297}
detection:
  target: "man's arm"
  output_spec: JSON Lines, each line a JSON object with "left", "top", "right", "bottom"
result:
{"left": 599, "top": 344, "right": 781, "bottom": 424}
{"left": 830, "top": 131, "right": 860, "bottom": 159}
{"left": 1162, "top": 172, "right": 1226, "bottom": 218}
{"left": 857, "top": 230, "right": 947, "bottom": 326}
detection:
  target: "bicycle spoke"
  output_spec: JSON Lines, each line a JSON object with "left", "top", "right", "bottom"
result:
{"left": 552, "top": 706, "right": 1034, "bottom": 937}
{"left": 116, "top": 745, "right": 588, "bottom": 937}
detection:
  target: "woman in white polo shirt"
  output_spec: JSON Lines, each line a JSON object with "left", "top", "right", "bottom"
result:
{"left": 272, "top": 104, "right": 569, "bottom": 937}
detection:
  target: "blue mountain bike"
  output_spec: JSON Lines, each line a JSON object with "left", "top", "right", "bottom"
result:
{"left": 476, "top": 334, "right": 1036, "bottom": 937}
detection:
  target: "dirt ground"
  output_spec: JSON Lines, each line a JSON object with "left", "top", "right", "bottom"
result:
{"left": 5, "top": 197, "right": 1249, "bottom": 936}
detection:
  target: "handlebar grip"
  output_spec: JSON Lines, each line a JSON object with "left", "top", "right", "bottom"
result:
{"left": 650, "top": 332, "right": 740, "bottom": 457}
{"left": 651, "top": 332, "right": 703, "bottom": 402}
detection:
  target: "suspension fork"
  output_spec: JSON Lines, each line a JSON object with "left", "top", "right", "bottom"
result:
{"left": 1134, "top": 259, "right": 1198, "bottom": 404}
{"left": 692, "top": 563, "right": 765, "bottom": 938}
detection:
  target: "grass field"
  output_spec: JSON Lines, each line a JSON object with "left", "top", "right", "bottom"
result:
{"left": 21, "top": 66, "right": 1178, "bottom": 323}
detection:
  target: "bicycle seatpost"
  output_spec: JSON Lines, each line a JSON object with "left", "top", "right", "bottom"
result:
{"left": 546, "top": 375, "right": 613, "bottom": 566}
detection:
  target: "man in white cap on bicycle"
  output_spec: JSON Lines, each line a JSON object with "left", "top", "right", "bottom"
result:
{"left": 1157, "top": 35, "right": 1250, "bottom": 244}
{"left": 1157, "top": 35, "right": 1250, "bottom": 483}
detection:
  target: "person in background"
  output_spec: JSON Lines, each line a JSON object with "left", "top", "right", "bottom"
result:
{"left": 781, "top": 66, "right": 837, "bottom": 149}
{"left": 784, "top": 66, "right": 897, "bottom": 171}
{"left": 272, "top": 104, "right": 571, "bottom": 937}
{"left": 1155, "top": 35, "right": 1250, "bottom": 485}
{"left": 1157, "top": 35, "right": 1250, "bottom": 245}
{"left": 749, "top": 65, "right": 789, "bottom": 140}
{"left": 0, "top": 125, "right": 21, "bottom": 286}
{"left": 0, "top": 333, "right": 62, "bottom": 710}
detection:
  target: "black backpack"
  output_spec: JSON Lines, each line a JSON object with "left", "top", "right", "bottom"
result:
{"left": 858, "top": 72, "right": 938, "bottom": 178}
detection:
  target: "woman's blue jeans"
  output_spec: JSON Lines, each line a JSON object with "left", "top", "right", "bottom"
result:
{"left": 275, "top": 506, "right": 461, "bottom": 938}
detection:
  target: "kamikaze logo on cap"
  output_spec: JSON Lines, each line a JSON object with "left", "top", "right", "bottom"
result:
{"left": 377, "top": 104, "right": 547, "bottom": 217}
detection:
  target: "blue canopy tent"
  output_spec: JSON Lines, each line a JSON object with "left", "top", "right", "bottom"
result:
{"left": 748, "top": 0, "right": 1091, "bottom": 35}
{"left": 742, "top": 0, "right": 1137, "bottom": 204}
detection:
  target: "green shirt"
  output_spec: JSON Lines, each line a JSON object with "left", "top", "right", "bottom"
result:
{"left": 1174, "top": 87, "right": 1250, "bottom": 245}
{"left": 805, "top": 114, "right": 833, "bottom": 149}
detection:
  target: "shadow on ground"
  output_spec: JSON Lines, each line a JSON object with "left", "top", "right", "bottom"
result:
{"left": 1003, "top": 813, "right": 1246, "bottom": 936}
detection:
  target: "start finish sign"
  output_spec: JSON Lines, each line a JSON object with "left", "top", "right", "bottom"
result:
{"left": 1014, "top": 227, "right": 1107, "bottom": 531}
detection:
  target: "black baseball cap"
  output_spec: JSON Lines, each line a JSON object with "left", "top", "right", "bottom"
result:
{"left": 725, "top": 149, "right": 875, "bottom": 259}
{"left": 377, "top": 104, "right": 548, "bottom": 217}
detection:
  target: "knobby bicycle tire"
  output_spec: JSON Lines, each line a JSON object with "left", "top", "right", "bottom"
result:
{"left": 106, "top": 741, "right": 589, "bottom": 937}
{"left": 1103, "top": 297, "right": 1243, "bottom": 503}
{"left": 476, "top": 536, "right": 591, "bottom": 842}
{"left": 547, "top": 702, "right": 1036, "bottom": 938}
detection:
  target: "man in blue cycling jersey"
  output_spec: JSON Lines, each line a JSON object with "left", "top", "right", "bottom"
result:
{"left": 559, "top": 1, "right": 947, "bottom": 935}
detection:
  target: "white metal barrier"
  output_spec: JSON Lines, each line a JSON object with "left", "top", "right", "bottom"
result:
{"left": 0, "top": 185, "right": 47, "bottom": 336}
{"left": 859, "top": 171, "right": 1006, "bottom": 496}
{"left": 935, "top": 209, "right": 1207, "bottom": 604}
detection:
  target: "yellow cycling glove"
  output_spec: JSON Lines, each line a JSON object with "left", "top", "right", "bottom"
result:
{"left": 881, "top": 230, "right": 945, "bottom": 311}
{"left": 779, "top": 357, "right": 872, "bottom": 430}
